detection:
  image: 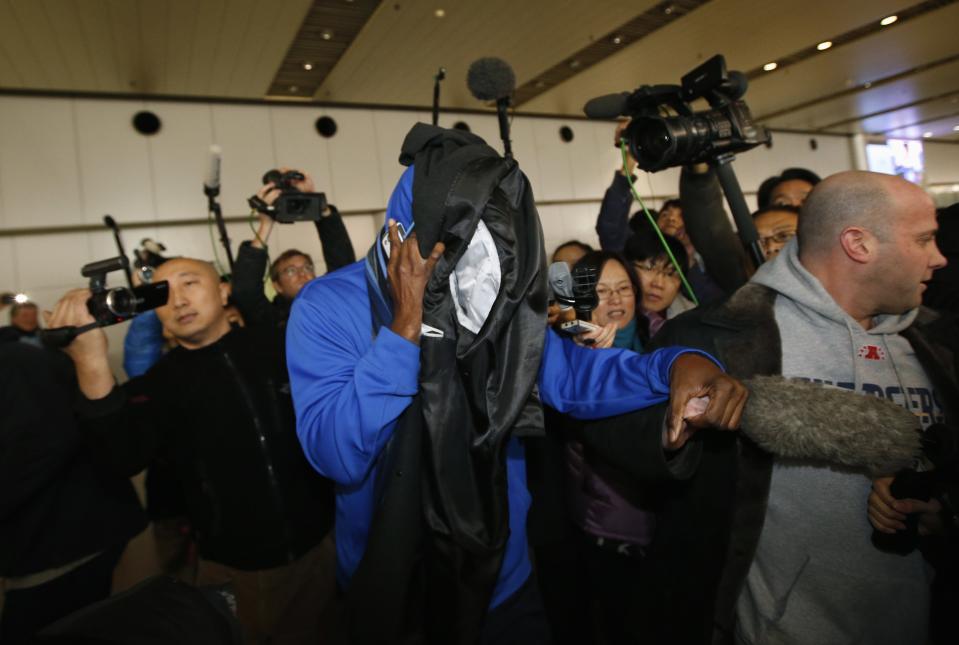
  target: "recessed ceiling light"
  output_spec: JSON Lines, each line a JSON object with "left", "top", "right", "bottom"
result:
{"left": 535, "top": 80, "right": 546, "bottom": 89}
{"left": 763, "top": 62, "right": 778, "bottom": 72}
{"left": 434, "top": 8, "right": 445, "bottom": 18}
{"left": 320, "top": 28, "right": 334, "bottom": 40}
{"left": 612, "top": 35, "right": 623, "bottom": 45}
{"left": 863, "top": 81, "right": 872, "bottom": 89}
{"left": 923, "top": 131, "right": 933, "bottom": 138}
{"left": 880, "top": 15, "right": 898, "bottom": 26}
{"left": 569, "top": 59, "right": 581, "bottom": 69}
{"left": 664, "top": 4, "right": 675, "bottom": 15}
{"left": 289, "top": 85, "right": 299, "bottom": 93}
{"left": 817, "top": 41, "right": 832, "bottom": 51}
{"left": 953, "top": 125, "right": 959, "bottom": 131}
{"left": 303, "top": 62, "right": 314, "bottom": 71}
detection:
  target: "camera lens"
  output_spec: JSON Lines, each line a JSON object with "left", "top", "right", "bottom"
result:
{"left": 105, "top": 287, "right": 137, "bottom": 317}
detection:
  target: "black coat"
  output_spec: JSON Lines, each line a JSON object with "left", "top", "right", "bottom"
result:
{"left": 78, "top": 324, "right": 333, "bottom": 571}
{"left": 0, "top": 343, "right": 145, "bottom": 577}
{"left": 587, "top": 283, "right": 959, "bottom": 644}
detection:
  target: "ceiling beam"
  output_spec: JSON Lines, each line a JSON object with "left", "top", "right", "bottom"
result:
{"left": 266, "top": 0, "right": 383, "bottom": 99}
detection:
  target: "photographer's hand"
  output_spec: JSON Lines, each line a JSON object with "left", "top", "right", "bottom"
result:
{"left": 868, "top": 477, "right": 943, "bottom": 535}
{"left": 45, "top": 289, "right": 114, "bottom": 399}
{"left": 666, "top": 354, "right": 747, "bottom": 449}
{"left": 386, "top": 220, "right": 444, "bottom": 345}
{"left": 251, "top": 183, "right": 279, "bottom": 248}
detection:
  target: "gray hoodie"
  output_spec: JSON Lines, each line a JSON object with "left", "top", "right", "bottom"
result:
{"left": 734, "top": 239, "right": 945, "bottom": 645}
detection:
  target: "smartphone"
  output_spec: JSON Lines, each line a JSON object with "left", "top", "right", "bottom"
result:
{"left": 380, "top": 222, "right": 408, "bottom": 257}
{"left": 560, "top": 319, "right": 600, "bottom": 335}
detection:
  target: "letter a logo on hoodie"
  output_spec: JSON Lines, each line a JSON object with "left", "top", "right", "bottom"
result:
{"left": 857, "top": 344, "right": 886, "bottom": 361}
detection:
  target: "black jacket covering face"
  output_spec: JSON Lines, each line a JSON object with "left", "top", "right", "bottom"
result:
{"left": 0, "top": 343, "right": 146, "bottom": 577}
{"left": 77, "top": 323, "right": 334, "bottom": 571}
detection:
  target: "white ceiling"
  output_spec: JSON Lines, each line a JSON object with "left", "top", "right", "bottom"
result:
{"left": 0, "top": 0, "right": 957, "bottom": 141}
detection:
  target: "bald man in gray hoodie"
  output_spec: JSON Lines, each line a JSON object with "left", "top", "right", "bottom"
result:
{"left": 583, "top": 170, "right": 957, "bottom": 644}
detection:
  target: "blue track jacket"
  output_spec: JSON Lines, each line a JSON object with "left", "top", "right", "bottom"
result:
{"left": 287, "top": 260, "right": 716, "bottom": 608}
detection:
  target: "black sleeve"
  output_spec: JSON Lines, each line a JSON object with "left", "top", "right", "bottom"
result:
{"left": 578, "top": 404, "right": 703, "bottom": 483}
{"left": 595, "top": 172, "right": 634, "bottom": 253}
{"left": 76, "top": 371, "right": 165, "bottom": 478}
{"left": 231, "top": 241, "right": 274, "bottom": 329}
{"left": 679, "top": 166, "right": 752, "bottom": 294}
{"left": 315, "top": 205, "right": 356, "bottom": 272}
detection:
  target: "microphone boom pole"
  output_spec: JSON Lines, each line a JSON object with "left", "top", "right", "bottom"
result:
{"left": 204, "top": 145, "right": 234, "bottom": 272}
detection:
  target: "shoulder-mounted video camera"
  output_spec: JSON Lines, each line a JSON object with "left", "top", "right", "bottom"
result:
{"left": 585, "top": 54, "right": 770, "bottom": 173}
{"left": 41, "top": 256, "right": 169, "bottom": 349}
{"left": 248, "top": 169, "right": 328, "bottom": 223}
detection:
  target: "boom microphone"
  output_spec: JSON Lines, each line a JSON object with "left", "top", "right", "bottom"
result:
{"left": 583, "top": 92, "right": 630, "bottom": 119}
{"left": 467, "top": 57, "right": 516, "bottom": 159}
{"left": 204, "top": 144, "right": 222, "bottom": 196}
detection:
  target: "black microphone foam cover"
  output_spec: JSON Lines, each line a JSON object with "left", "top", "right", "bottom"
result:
{"left": 103, "top": 215, "right": 117, "bottom": 230}
{"left": 583, "top": 92, "right": 630, "bottom": 119}
{"left": 467, "top": 57, "right": 516, "bottom": 102}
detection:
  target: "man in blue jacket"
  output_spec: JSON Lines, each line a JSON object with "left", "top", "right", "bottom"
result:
{"left": 288, "top": 128, "right": 747, "bottom": 644}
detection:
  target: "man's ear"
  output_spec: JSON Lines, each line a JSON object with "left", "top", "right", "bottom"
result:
{"left": 838, "top": 226, "right": 878, "bottom": 264}
{"left": 219, "top": 281, "right": 231, "bottom": 307}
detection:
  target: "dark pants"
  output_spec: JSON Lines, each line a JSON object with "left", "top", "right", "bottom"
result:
{"left": 1, "top": 545, "right": 123, "bottom": 644}
{"left": 480, "top": 575, "right": 552, "bottom": 645}
{"left": 581, "top": 535, "right": 644, "bottom": 645}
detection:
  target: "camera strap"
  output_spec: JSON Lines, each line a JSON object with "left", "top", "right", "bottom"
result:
{"left": 246, "top": 194, "right": 275, "bottom": 215}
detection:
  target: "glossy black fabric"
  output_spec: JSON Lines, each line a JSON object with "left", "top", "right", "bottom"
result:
{"left": 349, "top": 124, "right": 548, "bottom": 644}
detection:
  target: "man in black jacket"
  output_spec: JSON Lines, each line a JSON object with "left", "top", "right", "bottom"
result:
{"left": 586, "top": 171, "right": 957, "bottom": 644}
{"left": 0, "top": 342, "right": 146, "bottom": 643}
{"left": 46, "top": 256, "right": 337, "bottom": 645}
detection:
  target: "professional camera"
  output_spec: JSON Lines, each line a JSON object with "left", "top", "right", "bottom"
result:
{"left": 248, "top": 169, "right": 328, "bottom": 223}
{"left": 41, "top": 256, "right": 169, "bottom": 348}
{"left": 132, "top": 238, "right": 168, "bottom": 284}
{"left": 584, "top": 54, "right": 770, "bottom": 173}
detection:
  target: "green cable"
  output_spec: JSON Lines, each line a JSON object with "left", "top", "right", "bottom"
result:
{"left": 619, "top": 140, "right": 699, "bottom": 306}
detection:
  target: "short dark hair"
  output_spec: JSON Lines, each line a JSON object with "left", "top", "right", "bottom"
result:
{"left": 270, "top": 249, "right": 314, "bottom": 281}
{"left": 757, "top": 168, "right": 822, "bottom": 209}
{"left": 659, "top": 198, "right": 682, "bottom": 212}
{"left": 623, "top": 229, "right": 688, "bottom": 273}
{"left": 752, "top": 204, "right": 801, "bottom": 220}
{"left": 10, "top": 301, "right": 37, "bottom": 321}
{"left": 551, "top": 240, "right": 593, "bottom": 262}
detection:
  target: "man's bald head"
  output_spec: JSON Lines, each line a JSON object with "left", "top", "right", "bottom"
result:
{"left": 798, "top": 171, "right": 932, "bottom": 258}
{"left": 153, "top": 257, "right": 231, "bottom": 350}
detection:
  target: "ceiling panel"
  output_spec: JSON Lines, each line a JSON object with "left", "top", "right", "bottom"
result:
{"left": 522, "top": 0, "right": 906, "bottom": 114}
{"left": 314, "top": 0, "right": 657, "bottom": 108}
{"left": 744, "top": 2, "right": 959, "bottom": 121}
{"left": 848, "top": 94, "right": 959, "bottom": 134}
{"left": 763, "top": 57, "right": 959, "bottom": 131}
{"left": 884, "top": 111, "right": 959, "bottom": 140}
{"left": 0, "top": 0, "right": 312, "bottom": 96}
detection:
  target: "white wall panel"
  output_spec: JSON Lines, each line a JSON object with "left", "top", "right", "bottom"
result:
{"left": 372, "top": 110, "right": 429, "bottom": 205}
{"left": 323, "top": 108, "right": 384, "bottom": 211}
{"left": 267, "top": 106, "right": 333, "bottom": 204}
{"left": 74, "top": 100, "right": 155, "bottom": 225}
{"left": 13, "top": 233, "right": 92, "bottom": 291}
{"left": 568, "top": 121, "right": 614, "bottom": 200}
{"left": 924, "top": 143, "right": 959, "bottom": 186}
{"left": 530, "top": 119, "right": 574, "bottom": 202}
{"left": 0, "top": 97, "right": 83, "bottom": 228}
{"left": 146, "top": 102, "right": 214, "bottom": 222}
{"left": 211, "top": 105, "right": 277, "bottom": 216}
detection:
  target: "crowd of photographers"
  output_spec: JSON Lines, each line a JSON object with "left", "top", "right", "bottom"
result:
{"left": 1, "top": 118, "right": 957, "bottom": 645}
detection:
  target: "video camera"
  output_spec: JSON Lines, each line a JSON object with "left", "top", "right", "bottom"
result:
{"left": 41, "top": 256, "right": 169, "bottom": 348}
{"left": 133, "top": 238, "right": 168, "bottom": 284}
{"left": 585, "top": 54, "right": 770, "bottom": 173}
{"left": 248, "top": 169, "right": 328, "bottom": 223}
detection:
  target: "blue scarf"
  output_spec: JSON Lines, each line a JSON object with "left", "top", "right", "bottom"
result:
{"left": 613, "top": 318, "right": 644, "bottom": 354}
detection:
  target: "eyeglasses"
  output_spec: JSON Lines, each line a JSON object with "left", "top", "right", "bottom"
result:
{"left": 595, "top": 284, "right": 635, "bottom": 301}
{"left": 633, "top": 261, "right": 678, "bottom": 279}
{"left": 279, "top": 263, "right": 315, "bottom": 279}
{"left": 760, "top": 229, "right": 796, "bottom": 250}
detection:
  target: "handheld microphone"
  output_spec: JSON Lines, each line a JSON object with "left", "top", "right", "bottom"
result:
{"left": 467, "top": 57, "right": 516, "bottom": 159}
{"left": 548, "top": 262, "right": 575, "bottom": 309}
{"left": 571, "top": 266, "right": 598, "bottom": 321}
{"left": 204, "top": 144, "right": 222, "bottom": 197}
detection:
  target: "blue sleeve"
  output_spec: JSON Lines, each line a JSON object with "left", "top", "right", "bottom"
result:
{"left": 538, "top": 328, "right": 720, "bottom": 419}
{"left": 286, "top": 292, "right": 420, "bottom": 487}
{"left": 596, "top": 172, "right": 633, "bottom": 253}
{"left": 123, "top": 310, "right": 164, "bottom": 378}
